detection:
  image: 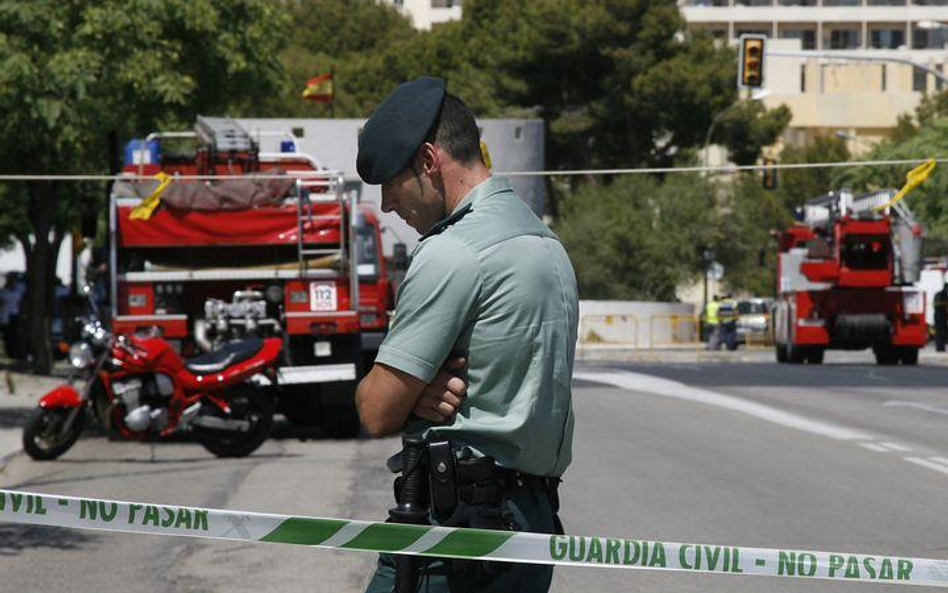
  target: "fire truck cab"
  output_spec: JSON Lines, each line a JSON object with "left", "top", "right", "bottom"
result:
{"left": 109, "top": 117, "right": 393, "bottom": 436}
{"left": 773, "top": 189, "right": 927, "bottom": 365}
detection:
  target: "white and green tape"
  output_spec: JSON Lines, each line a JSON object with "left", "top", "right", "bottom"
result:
{"left": 1, "top": 488, "right": 946, "bottom": 587}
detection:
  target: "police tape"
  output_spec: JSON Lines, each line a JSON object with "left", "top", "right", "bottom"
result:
{"left": 1, "top": 488, "right": 946, "bottom": 587}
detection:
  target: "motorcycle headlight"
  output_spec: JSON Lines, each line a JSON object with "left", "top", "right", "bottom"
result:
{"left": 69, "top": 342, "right": 95, "bottom": 369}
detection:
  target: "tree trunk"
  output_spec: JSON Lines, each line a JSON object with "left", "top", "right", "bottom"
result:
{"left": 23, "top": 181, "right": 62, "bottom": 375}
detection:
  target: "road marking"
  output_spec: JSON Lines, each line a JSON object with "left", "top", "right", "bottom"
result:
{"left": 879, "top": 442, "right": 912, "bottom": 452}
{"left": 904, "top": 457, "right": 948, "bottom": 476}
{"left": 858, "top": 443, "right": 889, "bottom": 453}
{"left": 883, "top": 401, "right": 948, "bottom": 416}
{"left": 928, "top": 457, "right": 948, "bottom": 468}
{"left": 573, "top": 370, "right": 872, "bottom": 441}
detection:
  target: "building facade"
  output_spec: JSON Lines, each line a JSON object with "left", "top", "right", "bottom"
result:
{"left": 379, "top": 0, "right": 462, "bottom": 30}
{"left": 681, "top": 0, "right": 948, "bottom": 150}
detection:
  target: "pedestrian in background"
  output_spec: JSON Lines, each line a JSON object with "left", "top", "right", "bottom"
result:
{"left": 0, "top": 272, "right": 25, "bottom": 360}
{"left": 934, "top": 281, "right": 948, "bottom": 352}
{"left": 704, "top": 294, "right": 720, "bottom": 350}
{"left": 355, "top": 76, "right": 578, "bottom": 593}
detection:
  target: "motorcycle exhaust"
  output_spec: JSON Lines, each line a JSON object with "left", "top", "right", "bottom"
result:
{"left": 190, "top": 414, "right": 252, "bottom": 433}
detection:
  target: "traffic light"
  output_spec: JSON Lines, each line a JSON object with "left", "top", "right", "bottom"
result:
{"left": 762, "top": 157, "right": 778, "bottom": 190}
{"left": 739, "top": 35, "right": 766, "bottom": 89}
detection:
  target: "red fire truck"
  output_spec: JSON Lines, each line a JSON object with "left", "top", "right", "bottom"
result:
{"left": 108, "top": 117, "right": 394, "bottom": 436}
{"left": 773, "top": 188, "right": 927, "bottom": 365}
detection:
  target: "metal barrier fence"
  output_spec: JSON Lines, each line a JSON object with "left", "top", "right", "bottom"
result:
{"left": 578, "top": 314, "right": 639, "bottom": 346}
{"left": 648, "top": 314, "right": 701, "bottom": 350}
{"left": 578, "top": 312, "right": 776, "bottom": 350}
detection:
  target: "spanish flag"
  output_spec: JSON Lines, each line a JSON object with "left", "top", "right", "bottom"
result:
{"left": 302, "top": 73, "right": 334, "bottom": 103}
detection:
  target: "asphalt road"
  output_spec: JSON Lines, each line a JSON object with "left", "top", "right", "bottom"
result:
{"left": 2, "top": 352, "right": 948, "bottom": 592}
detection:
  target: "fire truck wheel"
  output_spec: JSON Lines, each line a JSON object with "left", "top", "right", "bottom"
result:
{"left": 786, "top": 343, "right": 806, "bottom": 364}
{"left": 775, "top": 343, "right": 788, "bottom": 363}
{"left": 805, "top": 348, "right": 824, "bottom": 365}
{"left": 900, "top": 347, "right": 919, "bottom": 366}
{"left": 873, "top": 346, "right": 900, "bottom": 366}
{"left": 278, "top": 389, "right": 320, "bottom": 426}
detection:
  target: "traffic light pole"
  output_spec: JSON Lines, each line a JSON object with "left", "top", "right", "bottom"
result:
{"left": 767, "top": 50, "right": 948, "bottom": 85}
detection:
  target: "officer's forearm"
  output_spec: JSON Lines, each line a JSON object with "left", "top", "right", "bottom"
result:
{"left": 355, "top": 364, "right": 424, "bottom": 438}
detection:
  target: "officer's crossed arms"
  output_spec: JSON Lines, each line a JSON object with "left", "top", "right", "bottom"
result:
{"left": 357, "top": 357, "right": 467, "bottom": 437}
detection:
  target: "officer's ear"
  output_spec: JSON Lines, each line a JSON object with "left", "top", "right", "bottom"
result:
{"left": 418, "top": 142, "right": 442, "bottom": 177}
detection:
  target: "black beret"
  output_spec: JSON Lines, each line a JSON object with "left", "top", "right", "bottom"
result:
{"left": 357, "top": 76, "right": 446, "bottom": 185}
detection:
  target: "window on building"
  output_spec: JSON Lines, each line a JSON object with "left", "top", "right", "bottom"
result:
{"left": 914, "top": 0, "right": 948, "bottom": 5}
{"left": 778, "top": 0, "right": 817, "bottom": 5}
{"left": 431, "top": 0, "right": 460, "bottom": 6}
{"left": 735, "top": 0, "right": 774, "bottom": 5}
{"left": 868, "top": 0, "right": 905, "bottom": 4}
{"left": 736, "top": 28, "right": 771, "bottom": 37}
{"left": 870, "top": 28, "right": 906, "bottom": 48}
{"left": 827, "top": 28, "right": 861, "bottom": 48}
{"left": 913, "top": 27, "right": 948, "bottom": 49}
{"left": 913, "top": 67, "right": 929, "bottom": 91}
{"left": 780, "top": 28, "right": 817, "bottom": 49}
{"left": 823, "top": 0, "right": 860, "bottom": 5}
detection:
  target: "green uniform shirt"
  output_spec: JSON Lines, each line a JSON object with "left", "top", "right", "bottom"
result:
{"left": 375, "top": 177, "right": 578, "bottom": 477}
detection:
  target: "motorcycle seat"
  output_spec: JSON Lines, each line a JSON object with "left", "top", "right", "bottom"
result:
{"left": 185, "top": 338, "right": 264, "bottom": 375}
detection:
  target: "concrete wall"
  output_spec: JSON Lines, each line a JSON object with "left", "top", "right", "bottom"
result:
{"left": 578, "top": 301, "right": 699, "bottom": 348}
{"left": 236, "top": 118, "right": 545, "bottom": 256}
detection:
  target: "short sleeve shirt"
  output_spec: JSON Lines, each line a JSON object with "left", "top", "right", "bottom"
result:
{"left": 375, "top": 177, "right": 579, "bottom": 477}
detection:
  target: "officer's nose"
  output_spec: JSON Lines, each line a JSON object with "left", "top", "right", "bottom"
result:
{"left": 381, "top": 187, "right": 396, "bottom": 213}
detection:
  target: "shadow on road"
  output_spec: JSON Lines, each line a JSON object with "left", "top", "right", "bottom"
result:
{"left": 0, "top": 523, "right": 94, "bottom": 556}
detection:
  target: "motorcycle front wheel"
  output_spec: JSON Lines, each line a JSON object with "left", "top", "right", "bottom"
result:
{"left": 195, "top": 389, "right": 274, "bottom": 458}
{"left": 22, "top": 407, "right": 86, "bottom": 461}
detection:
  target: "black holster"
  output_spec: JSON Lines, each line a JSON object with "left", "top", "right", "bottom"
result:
{"left": 388, "top": 434, "right": 430, "bottom": 593}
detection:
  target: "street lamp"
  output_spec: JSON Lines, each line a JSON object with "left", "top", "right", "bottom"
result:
{"left": 702, "top": 89, "right": 772, "bottom": 174}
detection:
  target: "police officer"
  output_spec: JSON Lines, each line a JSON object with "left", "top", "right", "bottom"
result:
{"left": 934, "top": 281, "right": 948, "bottom": 352}
{"left": 354, "top": 76, "right": 579, "bottom": 593}
{"left": 717, "top": 293, "right": 739, "bottom": 351}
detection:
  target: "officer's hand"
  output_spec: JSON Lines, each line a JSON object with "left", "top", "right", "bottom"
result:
{"left": 413, "top": 357, "right": 467, "bottom": 423}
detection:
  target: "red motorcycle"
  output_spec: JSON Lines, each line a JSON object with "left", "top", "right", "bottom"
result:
{"left": 23, "top": 298, "right": 281, "bottom": 460}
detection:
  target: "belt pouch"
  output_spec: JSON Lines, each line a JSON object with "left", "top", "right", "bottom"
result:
{"left": 428, "top": 439, "right": 458, "bottom": 523}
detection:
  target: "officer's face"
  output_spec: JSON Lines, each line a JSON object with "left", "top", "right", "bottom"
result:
{"left": 381, "top": 161, "right": 444, "bottom": 235}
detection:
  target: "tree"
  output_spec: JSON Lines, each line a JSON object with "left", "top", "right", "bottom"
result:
{"left": 777, "top": 134, "right": 851, "bottom": 211}
{"left": 715, "top": 101, "right": 792, "bottom": 166}
{"left": 553, "top": 174, "right": 716, "bottom": 300}
{"left": 0, "top": 0, "right": 289, "bottom": 372}
{"left": 836, "top": 93, "right": 948, "bottom": 243}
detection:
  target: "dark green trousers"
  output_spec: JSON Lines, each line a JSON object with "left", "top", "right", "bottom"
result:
{"left": 364, "top": 489, "right": 559, "bottom": 593}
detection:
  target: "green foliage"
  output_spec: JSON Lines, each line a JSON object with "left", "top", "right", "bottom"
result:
{"left": 776, "top": 134, "right": 850, "bottom": 211}
{"left": 553, "top": 174, "right": 716, "bottom": 300}
{"left": 0, "top": 0, "right": 288, "bottom": 371}
{"left": 837, "top": 115, "right": 948, "bottom": 242}
{"left": 713, "top": 174, "right": 792, "bottom": 296}
{"left": 716, "top": 101, "right": 792, "bottom": 166}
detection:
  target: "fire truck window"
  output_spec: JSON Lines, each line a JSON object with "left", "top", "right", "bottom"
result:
{"left": 356, "top": 224, "right": 378, "bottom": 276}
{"left": 842, "top": 236, "right": 888, "bottom": 269}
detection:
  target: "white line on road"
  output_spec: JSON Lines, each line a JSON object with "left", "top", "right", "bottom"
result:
{"left": 904, "top": 456, "right": 948, "bottom": 476}
{"left": 573, "top": 370, "right": 872, "bottom": 441}
{"left": 878, "top": 441, "right": 912, "bottom": 452}
{"left": 883, "top": 401, "right": 948, "bottom": 416}
{"left": 929, "top": 456, "right": 948, "bottom": 468}
{"left": 858, "top": 443, "right": 890, "bottom": 453}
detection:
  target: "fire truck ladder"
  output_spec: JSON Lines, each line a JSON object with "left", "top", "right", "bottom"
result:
{"left": 294, "top": 174, "right": 359, "bottom": 311}
{"left": 803, "top": 189, "right": 917, "bottom": 226}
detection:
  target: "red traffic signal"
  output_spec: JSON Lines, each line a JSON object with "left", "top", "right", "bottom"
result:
{"left": 740, "top": 35, "right": 766, "bottom": 89}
